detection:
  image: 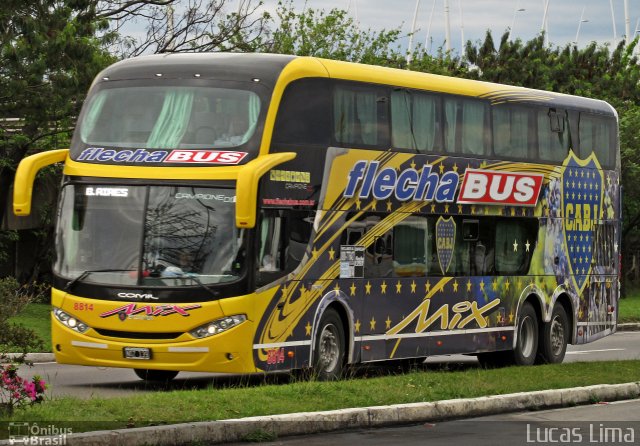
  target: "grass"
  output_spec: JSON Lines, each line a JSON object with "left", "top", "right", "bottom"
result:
{"left": 0, "top": 360, "right": 639, "bottom": 435}
{"left": 5, "top": 303, "right": 51, "bottom": 353}
{"left": 619, "top": 291, "right": 640, "bottom": 322}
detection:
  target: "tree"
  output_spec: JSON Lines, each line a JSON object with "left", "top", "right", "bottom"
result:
{"left": 0, "top": 1, "right": 115, "bottom": 256}
{"left": 256, "top": 1, "right": 404, "bottom": 66}
{"left": 97, "top": 0, "right": 270, "bottom": 56}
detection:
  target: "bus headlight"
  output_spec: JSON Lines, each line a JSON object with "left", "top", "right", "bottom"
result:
{"left": 53, "top": 308, "right": 89, "bottom": 334}
{"left": 189, "top": 314, "right": 247, "bottom": 339}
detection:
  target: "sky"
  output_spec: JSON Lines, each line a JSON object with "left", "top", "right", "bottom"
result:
{"left": 259, "top": 0, "right": 640, "bottom": 54}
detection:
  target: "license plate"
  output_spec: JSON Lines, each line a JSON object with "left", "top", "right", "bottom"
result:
{"left": 123, "top": 347, "right": 152, "bottom": 360}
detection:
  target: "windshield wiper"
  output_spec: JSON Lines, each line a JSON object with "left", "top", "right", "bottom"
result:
{"left": 179, "top": 274, "right": 220, "bottom": 299}
{"left": 65, "top": 269, "right": 134, "bottom": 292}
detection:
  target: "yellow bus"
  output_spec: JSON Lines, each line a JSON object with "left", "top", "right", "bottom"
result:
{"left": 13, "top": 53, "right": 620, "bottom": 381}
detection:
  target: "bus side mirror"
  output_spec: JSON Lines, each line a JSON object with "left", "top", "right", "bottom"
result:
{"left": 13, "top": 149, "right": 68, "bottom": 216}
{"left": 235, "top": 152, "right": 296, "bottom": 229}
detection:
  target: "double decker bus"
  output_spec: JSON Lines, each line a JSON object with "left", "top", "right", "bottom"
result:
{"left": 13, "top": 53, "right": 620, "bottom": 381}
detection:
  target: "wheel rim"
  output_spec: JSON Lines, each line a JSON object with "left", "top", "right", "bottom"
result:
{"left": 318, "top": 323, "right": 340, "bottom": 373}
{"left": 550, "top": 315, "right": 565, "bottom": 357}
{"left": 519, "top": 315, "right": 535, "bottom": 358}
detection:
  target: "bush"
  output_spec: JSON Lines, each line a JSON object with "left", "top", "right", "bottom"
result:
{"left": 0, "top": 277, "right": 44, "bottom": 363}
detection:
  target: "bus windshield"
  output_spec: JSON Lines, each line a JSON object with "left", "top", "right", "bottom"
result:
{"left": 77, "top": 84, "right": 261, "bottom": 149}
{"left": 54, "top": 184, "right": 245, "bottom": 287}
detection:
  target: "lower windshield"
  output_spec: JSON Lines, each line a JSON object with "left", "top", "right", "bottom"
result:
{"left": 54, "top": 184, "right": 244, "bottom": 287}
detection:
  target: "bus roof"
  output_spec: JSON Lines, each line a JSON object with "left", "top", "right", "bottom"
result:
{"left": 96, "top": 53, "right": 615, "bottom": 117}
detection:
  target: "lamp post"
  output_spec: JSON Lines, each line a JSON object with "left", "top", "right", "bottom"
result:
{"left": 575, "top": 6, "right": 588, "bottom": 45}
{"left": 406, "top": 0, "right": 421, "bottom": 68}
{"left": 425, "top": 0, "right": 437, "bottom": 54}
{"left": 510, "top": 1, "right": 525, "bottom": 38}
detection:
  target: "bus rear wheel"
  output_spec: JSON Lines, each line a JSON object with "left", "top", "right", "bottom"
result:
{"left": 537, "top": 303, "right": 569, "bottom": 364}
{"left": 513, "top": 302, "right": 539, "bottom": 366}
{"left": 313, "top": 309, "right": 345, "bottom": 381}
{"left": 134, "top": 369, "right": 179, "bottom": 382}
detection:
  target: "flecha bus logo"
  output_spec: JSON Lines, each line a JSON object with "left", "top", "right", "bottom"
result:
{"left": 343, "top": 160, "right": 544, "bottom": 207}
{"left": 166, "top": 150, "right": 248, "bottom": 164}
{"left": 458, "top": 169, "right": 544, "bottom": 206}
{"left": 77, "top": 147, "right": 248, "bottom": 165}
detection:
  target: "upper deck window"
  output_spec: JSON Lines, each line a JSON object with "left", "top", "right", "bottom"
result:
{"left": 333, "top": 86, "right": 379, "bottom": 146}
{"left": 391, "top": 89, "right": 439, "bottom": 153}
{"left": 79, "top": 85, "right": 261, "bottom": 149}
{"left": 579, "top": 113, "right": 615, "bottom": 167}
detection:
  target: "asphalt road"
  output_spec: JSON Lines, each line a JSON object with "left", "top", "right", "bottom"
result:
{"left": 226, "top": 399, "right": 640, "bottom": 446}
{"left": 15, "top": 331, "right": 640, "bottom": 399}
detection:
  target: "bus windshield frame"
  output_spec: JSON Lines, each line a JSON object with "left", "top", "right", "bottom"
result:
{"left": 53, "top": 182, "right": 247, "bottom": 291}
{"left": 69, "top": 78, "right": 270, "bottom": 165}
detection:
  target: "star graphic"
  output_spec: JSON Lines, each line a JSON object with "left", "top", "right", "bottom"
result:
{"left": 350, "top": 282, "right": 356, "bottom": 296}
{"left": 354, "top": 319, "right": 361, "bottom": 333}
{"left": 525, "top": 240, "right": 530, "bottom": 252}
{"left": 410, "top": 280, "right": 417, "bottom": 293}
{"left": 305, "top": 321, "right": 312, "bottom": 336}
{"left": 386, "top": 200, "right": 393, "bottom": 211}
{"left": 439, "top": 163, "right": 445, "bottom": 174}
{"left": 385, "top": 316, "right": 392, "bottom": 330}
{"left": 333, "top": 283, "right": 340, "bottom": 292}
{"left": 365, "top": 281, "right": 372, "bottom": 295}
{"left": 453, "top": 163, "right": 459, "bottom": 172}
{"left": 492, "top": 279, "right": 498, "bottom": 291}
{"left": 479, "top": 280, "right": 485, "bottom": 292}
{"left": 355, "top": 198, "right": 361, "bottom": 210}
{"left": 466, "top": 279, "right": 472, "bottom": 292}
{"left": 410, "top": 160, "right": 416, "bottom": 169}
{"left": 328, "top": 247, "right": 335, "bottom": 260}
{"left": 453, "top": 280, "right": 459, "bottom": 292}
{"left": 508, "top": 312, "right": 514, "bottom": 323}
{"left": 395, "top": 280, "right": 402, "bottom": 294}
{"left": 444, "top": 204, "right": 450, "bottom": 213}
{"left": 370, "top": 317, "right": 376, "bottom": 331}
{"left": 431, "top": 204, "right": 436, "bottom": 213}
{"left": 505, "top": 279, "right": 510, "bottom": 291}
{"left": 513, "top": 239, "right": 518, "bottom": 252}
{"left": 458, "top": 204, "right": 463, "bottom": 214}
{"left": 311, "top": 247, "right": 318, "bottom": 258}
{"left": 371, "top": 200, "right": 377, "bottom": 211}
{"left": 425, "top": 281, "right": 431, "bottom": 293}
{"left": 381, "top": 281, "right": 387, "bottom": 294}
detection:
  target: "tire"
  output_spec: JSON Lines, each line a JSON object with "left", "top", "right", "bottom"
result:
{"left": 536, "top": 303, "right": 569, "bottom": 364}
{"left": 134, "top": 369, "right": 179, "bottom": 382}
{"left": 513, "top": 302, "right": 539, "bottom": 366}
{"left": 312, "top": 309, "right": 346, "bottom": 381}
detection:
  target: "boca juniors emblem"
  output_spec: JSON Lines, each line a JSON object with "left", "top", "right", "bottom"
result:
{"left": 561, "top": 151, "right": 604, "bottom": 292}
{"left": 435, "top": 216, "right": 456, "bottom": 275}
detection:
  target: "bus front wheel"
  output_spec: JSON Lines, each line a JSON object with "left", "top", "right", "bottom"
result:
{"left": 536, "top": 303, "right": 569, "bottom": 364}
{"left": 312, "top": 309, "right": 345, "bottom": 381}
{"left": 134, "top": 369, "right": 179, "bottom": 382}
{"left": 513, "top": 302, "right": 539, "bottom": 366}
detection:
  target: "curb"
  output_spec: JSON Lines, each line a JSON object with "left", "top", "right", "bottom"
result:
{"left": 3, "top": 382, "right": 638, "bottom": 446}
{"left": 3, "top": 353, "right": 55, "bottom": 363}
{"left": 618, "top": 323, "right": 640, "bottom": 331}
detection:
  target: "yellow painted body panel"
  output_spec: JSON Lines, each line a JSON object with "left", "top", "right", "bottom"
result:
{"left": 50, "top": 286, "right": 277, "bottom": 373}
{"left": 13, "top": 149, "right": 68, "bottom": 216}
